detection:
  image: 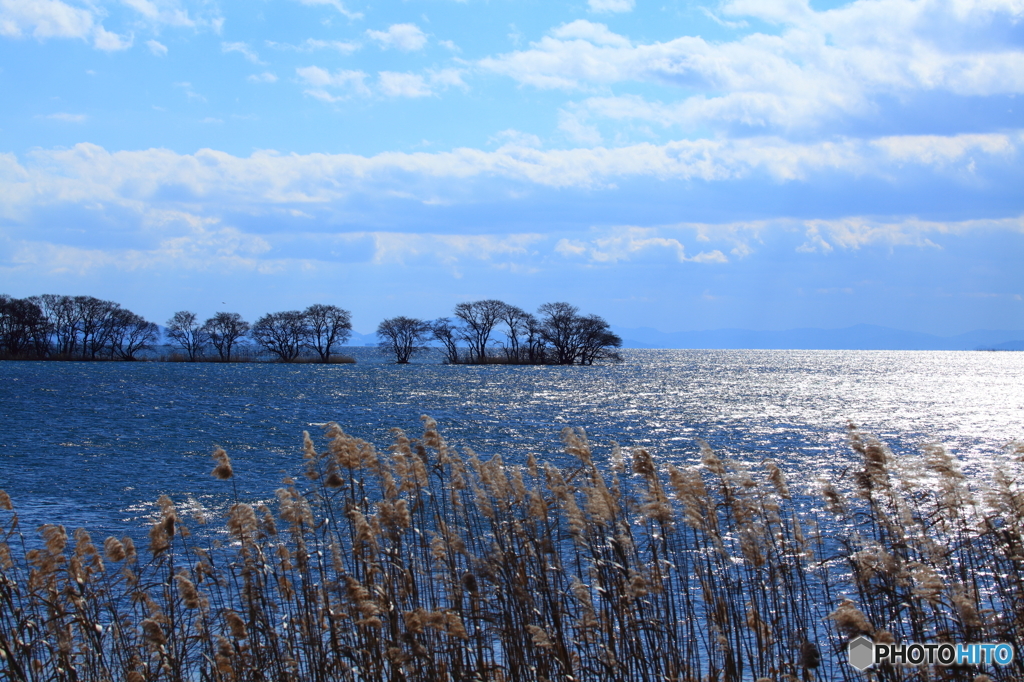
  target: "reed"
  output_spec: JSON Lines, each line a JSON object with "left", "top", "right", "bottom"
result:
{"left": 0, "top": 420, "right": 1021, "bottom": 681}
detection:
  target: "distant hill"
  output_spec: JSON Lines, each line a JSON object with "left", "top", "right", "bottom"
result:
{"left": 611, "top": 324, "right": 1024, "bottom": 351}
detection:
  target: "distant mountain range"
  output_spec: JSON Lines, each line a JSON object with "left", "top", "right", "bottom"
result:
{"left": 609, "top": 324, "right": 1024, "bottom": 351}
{"left": 345, "top": 324, "right": 1024, "bottom": 351}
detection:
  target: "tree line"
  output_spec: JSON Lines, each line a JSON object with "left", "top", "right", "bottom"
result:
{"left": 1, "top": 294, "right": 621, "bottom": 365}
{"left": 0, "top": 294, "right": 353, "bottom": 363}
{"left": 377, "top": 299, "right": 622, "bottom": 365}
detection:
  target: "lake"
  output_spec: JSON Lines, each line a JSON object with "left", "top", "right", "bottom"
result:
{"left": 1, "top": 348, "right": 1021, "bottom": 537}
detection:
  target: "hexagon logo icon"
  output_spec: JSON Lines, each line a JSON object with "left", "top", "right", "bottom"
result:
{"left": 848, "top": 635, "right": 875, "bottom": 671}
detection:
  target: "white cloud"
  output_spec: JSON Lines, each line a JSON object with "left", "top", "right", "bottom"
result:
{"left": 248, "top": 72, "right": 278, "bottom": 84}
{"left": 371, "top": 233, "right": 542, "bottom": 266}
{"left": 0, "top": 0, "right": 131, "bottom": 51}
{"left": 0, "top": 133, "right": 1017, "bottom": 228}
{"left": 40, "top": 112, "right": 87, "bottom": 122}
{"left": 378, "top": 72, "right": 431, "bottom": 98}
{"left": 553, "top": 227, "right": 727, "bottom": 264}
{"left": 146, "top": 39, "right": 167, "bottom": 56}
{"left": 479, "top": 1, "right": 1024, "bottom": 132}
{"left": 299, "top": 65, "right": 465, "bottom": 99}
{"left": 297, "top": 66, "right": 371, "bottom": 97}
{"left": 266, "top": 38, "right": 360, "bottom": 54}
{"left": 587, "top": 0, "right": 635, "bottom": 14}
{"left": 0, "top": 0, "right": 96, "bottom": 40}
{"left": 121, "top": 0, "right": 201, "bottom": 29}
{"left": 222, "top": 41, "right": 265, "bottom": 65}
{"left": 367, "top": 23, "right": 428, "bottom": 51}
{"left": 292, "top": 0, "right": 363, "bottom": 20}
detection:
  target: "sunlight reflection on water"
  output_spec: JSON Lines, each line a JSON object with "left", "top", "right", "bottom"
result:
{"left": 0, "top": 349, "right": 1021, "bottom": 536}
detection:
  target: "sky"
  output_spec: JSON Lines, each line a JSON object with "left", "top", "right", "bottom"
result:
{"left": 0, "top": 0, "right": 1022, "bottom": 335}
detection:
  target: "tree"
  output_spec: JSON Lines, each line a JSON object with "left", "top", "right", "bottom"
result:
{"left": 497, "top": 303, "right": 530, "bottom": 362}
{"left": 108, "top": 309, "right": 160, "bottom": 360}
{"left": 0, "top": 295, "right": 49, "bottom": 358}
{"left": 166, "top": 311, "right": 209, "bottom": 361}
{"left": 431, "top": 317, "right": 462, "bottom": 364}
{"left": 538, "top": 302, "right": 583, "bottom": 365}
{"left": 203, "top": 312, "right": 250, "bottom": 362}
{"left": 38, "top": 294, "right": 82, "bottom": 357}
{"left": 252, "top": 311, "right": 308, "bottom": 362}
{"left": 453, "top": 299, "right": 506, "bottom": 362}
{"left": 303, "top": 304, "right": 352, "bottom": 362}
{"left": 537, "top": 302, "right": 621, "bottom": 365}
{"left": 577, "top": 314, "right": 623, "bottom": 365}
{"left": 377, "top": 316, "right": 431, "bottom": 364}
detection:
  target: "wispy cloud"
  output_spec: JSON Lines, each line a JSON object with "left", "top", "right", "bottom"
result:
{"left": 587, "top": 0, "right": 635, "bottom": 14}
{"left": 38, "top": 112, "right": 87, "bottom": 123}
{"left": 146, "top": 39, "right": 168, "bottom": 56}
{"left": 222, "top": 41, "right": 265, "bottom": 65}
{"left": 366, "top": 23, "right": 428, "bottom": 51}
{"left": 248, "top": 72, "right": 278, "bottom": 84}
{"left": 291, "top": 0, "right": 363, "bottom": 21}
{"left": 266, "top": 38, "right": 360, "bottom": 54}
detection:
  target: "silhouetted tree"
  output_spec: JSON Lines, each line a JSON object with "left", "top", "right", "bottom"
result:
{"left": 304, "top": 304, "right": 352, "bottom": 362}
{"left": 431, "top": 317, "right": 462, "bottom": 364}
{"left": 497, "top": 303, "right": 530, "bottom": 362}
{"left": 538, "top": 302, "right": 621, "bottom": 365}
{"left": 166, "top": 311, "right": 209, "bottom": 361}
{"left": 252, "top": 311, "right": 308, "bottom": 362}
{"left": 203, "top": 312, "right": 250, "bottom": 362}
{"left": 38, "top": 294, "right": 82, "bottom": 357}
{"left": 453, "top": 299, "right": 505, "bottom": 363}
{"left": 108, "top": 309, "right": 160, "bottom": 360}
{"left": 0, "top": 295, "right": 49, "bottom": 357}
{"left": 377, "top": 316, "right": 431, "bottom": 364}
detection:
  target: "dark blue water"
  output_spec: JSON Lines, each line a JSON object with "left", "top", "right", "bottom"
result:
{"left": 1, "top": 349, "right": 1021, "bottom": 537}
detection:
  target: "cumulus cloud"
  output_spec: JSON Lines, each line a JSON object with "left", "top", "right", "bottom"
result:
{"left": 366, "top": 23, "right": 427, "bottom": 51}
{"left": 479, "top": 2, "right": 1024, "bottom": 132}
{"left": 297, "top": 66, "right": 371, "bottom": 98}
{"left": 378, "top": 72, "right": 431, "bottom": 98}
{"left": 0, "top": 0, "right": 132, "bottom": 51}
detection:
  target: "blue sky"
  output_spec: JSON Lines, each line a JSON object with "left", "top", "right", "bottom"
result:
{"left": 1, "top": 0, "right": 1022, "bottom": 335}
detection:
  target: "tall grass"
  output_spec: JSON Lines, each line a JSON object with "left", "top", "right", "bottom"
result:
{"left": 1, "top": 420, "right": 1021, "bottom": 681}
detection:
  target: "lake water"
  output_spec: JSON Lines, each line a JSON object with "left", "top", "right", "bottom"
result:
{"left": 1, "top": 348, "right": 1022, "bottom": 537}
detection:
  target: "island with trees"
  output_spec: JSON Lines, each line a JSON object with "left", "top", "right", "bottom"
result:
{"left": 1, "top": 294, "right": 622, "bottom": 365}
{"left": 377, "top": 299, "right": 622, "bottom": 365}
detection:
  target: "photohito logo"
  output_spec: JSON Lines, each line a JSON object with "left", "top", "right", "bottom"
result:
{"left": 848, "top": 636, "right": 1015, "bottom": 670}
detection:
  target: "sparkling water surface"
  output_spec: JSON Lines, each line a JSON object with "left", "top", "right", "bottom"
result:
{"left": 1, "top": 349, "right": 1021, "bottom": 537}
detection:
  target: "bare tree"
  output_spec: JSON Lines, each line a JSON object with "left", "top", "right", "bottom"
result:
{"left": 38, "top": 294, "right": 82, "bottom": 357}
{"left": 577, "top": 314, "right": 623, "bottom": 365}
{"left": 303, "top": 304, "right": 352, "bottom": 362}
{"left": 0, "top": 295, "right": 49, "bottom": 358}
{"left": 203, "top": 312, "right": 250, "bottom": 362}
{"left": 108, "top": 309, "right": 160, "bottom": 360}
{"left": 252, "top": 311, "right": 308, "bottom": 362}
{"left": 497, "top": 303, "right": 530, "bottom": 362}
{"left": 453, "top": 299, "right": 506, "bottom": 363}
{"left": 166, "top": 311, "right": 209, "bottom": 361}
{"left": 431, "top": 317, "right": 462, "bottom": 364}
{"left": 538, "top": 302, "right": 582, "bottom": 365}
{"left": 377, "top": 316, "right": 431, "bottom": 364}
{"left": 76, "top": 296, "right": 119, "bottom": 359}
{"left": 537, "top": 303, "right": 621, "bottom": 365}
